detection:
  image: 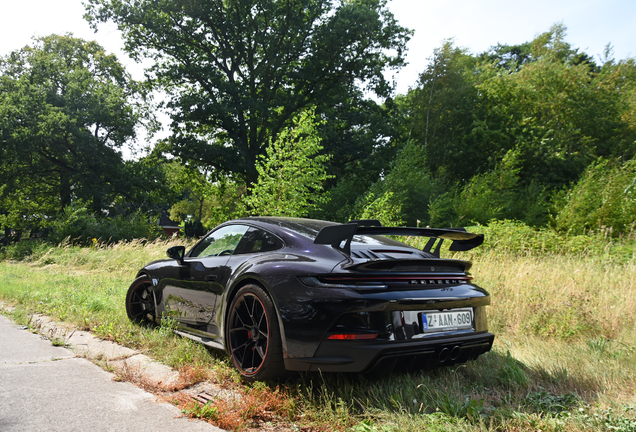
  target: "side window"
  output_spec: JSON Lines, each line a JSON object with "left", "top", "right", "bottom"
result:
{"left": 234, "top": 228, "right": 284, "bottom": 255}
{"left": 189, "top": 225, "right": 249, "bottom": 258}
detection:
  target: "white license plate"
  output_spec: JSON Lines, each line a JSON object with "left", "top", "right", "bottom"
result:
{"left": 420, "top": 309, "right": 473, "bottom": 333}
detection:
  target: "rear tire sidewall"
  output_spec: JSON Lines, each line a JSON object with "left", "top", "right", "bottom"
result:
{"left": 226, "top": 284, "right": 285, "bottom": 381}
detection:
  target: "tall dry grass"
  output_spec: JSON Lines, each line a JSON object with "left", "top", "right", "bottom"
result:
{"left": 473, "top": 251, "right": 636, "bottom": 341}
{"left": 31, "top": 237, "right": 196, "bottom": 277}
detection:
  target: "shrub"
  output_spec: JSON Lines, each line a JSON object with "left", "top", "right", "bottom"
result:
{"left": 355, "top": 142, "right": 448, "bottom": 227}
{"left": 0, "top": 239, "right": 49, "bottom": 261}
{"left": 355, "top": 192, "right": 404, "bottom": 226}
{"left": 429, "top": 150, "right": 549, "bottom": 227}
{"left": 555, "top": 158, "right": 636, "bottom": 236}
{"left": 47, "top": 204, "right": 161, "bottom": 245}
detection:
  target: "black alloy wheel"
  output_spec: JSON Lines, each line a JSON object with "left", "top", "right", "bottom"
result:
{"left": 226, "top": 284, "right": 285, "bottom": 381}
{"left": 126, "top": 276, "right": 157, "bottom": 325}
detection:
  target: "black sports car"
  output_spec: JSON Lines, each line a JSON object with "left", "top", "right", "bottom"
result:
{"left": 126, "top": 217, "right": 494, "bottom": 381}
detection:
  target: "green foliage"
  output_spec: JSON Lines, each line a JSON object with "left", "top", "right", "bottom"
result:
{"left": 247, "top": 108, "right": 332, "bottom": 217}
{"left": 356, "top": 192, "right": 403, "bottom": 227}
{"left": 473, "top": 26, "right": 636, "bottom": 189}
{"left": 591, "top": 408, "right": 636, "bottom": 432}
{"left": 165, "top": 162, "right": 247, "bottom": 230}
{"left": 525, "top": 293, "right": 601, "bottom": 340}
{"left": 428, "top": 151, "right": 548, "bottom": 227}
{"left": 524, "top": 391, "right": 579, "bottom": 414}
{"left": 478, "top": 41, "right": 533, "bottom": 72}
{"left": 0, "top": 34, "right": 150, "bottom": 232}
{"left": 555, "top": 159, "right": 636, "bottom": 236}
{"left": 46, "top": 203, "right": 161, "bottom": 245}
{"left": 587, "top": 337, "right": 635, "bottom": 360}
{"left": 183, "top": 402, "right": 219, "bottom": 421}
{"left": 401, "top": 41, "right": 484, "bottom": 181}
{"left": 314, "top": 97, "right": 404, "bottom": 223}
{"left": 85, "top": 0, "right": 411, "bottom": 184}
{"left": 436, "top": 395, "right": 484, "bottom": 422}
{"left": 0, "top": 240, "right": 50, "bottom": 261}
{"left": 352, "top": 142, "right": 447, "bottom": 226}
{"left": 462, "top": 220, "right": 636, "bottom": 259}
{"left": 383, "top": 24, "right": 636, "bottom": 232}
{"left": 497, "top": 350, "right": 528, "bottom": 387}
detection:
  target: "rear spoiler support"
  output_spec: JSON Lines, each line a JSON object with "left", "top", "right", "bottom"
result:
{"left": 314, "top": 220, "right": 484, "bottom": 256}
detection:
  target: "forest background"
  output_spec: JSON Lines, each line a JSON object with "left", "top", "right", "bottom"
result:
{"left": 1, "top": 0, "right": 635, "bottom": 247}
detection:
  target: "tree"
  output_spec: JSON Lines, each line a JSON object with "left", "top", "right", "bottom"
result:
{"left": 246, "top": 108, "right": 332, "bottom": 216}
{"left": 164, "top": 161, "right": 247, "bottom": 229}
{"left": 0, "top": 34, "right": 151, "bottom": 232}
{"left": 85, "top": 0, "right": 411, "bottom": 184}
{"left": 475, "top": 47, "right": 635, "bottom": 188}
{"left": 479, "top": 42, "right": 533, "bottom": 72}
{"left": 400, "top": 41, "right": 486, "bottom": 182}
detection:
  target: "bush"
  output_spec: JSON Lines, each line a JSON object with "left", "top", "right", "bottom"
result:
{"left": 355, "top": 191, "right": 404, "bottom": 226}
{"left": 356, "top": 142, "right": 448, "bottom": 226}
{"left": 555, "top": 158, "right": 636, "bottom": 236}
{"left": 0, "top": 239, "right": 49, "bottom": 261}
{"left": 47, "top": 204, "right": 161, "bottom": 245}
{"left": 469, "top": 220, "right": 636, "bottom": 259}
{"left": 429, "top": 150, "right": 549, "bottom": 227}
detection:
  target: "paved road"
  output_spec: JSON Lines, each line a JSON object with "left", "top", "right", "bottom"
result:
{"left": 0, "top": 315, "right": 223, "bottom": 432}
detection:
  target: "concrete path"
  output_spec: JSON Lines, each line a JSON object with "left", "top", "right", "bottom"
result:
{"left": 0, "top": 315, "right": 223, "bottom": 432}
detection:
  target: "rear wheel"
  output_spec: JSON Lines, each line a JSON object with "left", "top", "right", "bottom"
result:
{"left": 226, "top": 284, "right": 286, "bottom": 381}
{"left": 125, "top": 276, "right": 157, "bottom": 326}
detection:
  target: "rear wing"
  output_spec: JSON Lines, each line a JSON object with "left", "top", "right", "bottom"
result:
{"left": 313, "top": 220, "right": 484, "bottom": 257}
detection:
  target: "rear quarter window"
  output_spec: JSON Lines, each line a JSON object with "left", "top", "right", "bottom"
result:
{"left": 234, "top": 228, "right": 284, "bottom": 254}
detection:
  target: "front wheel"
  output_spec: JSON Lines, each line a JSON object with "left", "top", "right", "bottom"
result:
{"left": 226, "top": 285, "right": 286, "bottom": 381}
{"left": 125, "top": 276, "right": 157, "bottom": 326}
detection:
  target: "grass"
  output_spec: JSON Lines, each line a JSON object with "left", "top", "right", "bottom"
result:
{"left": 1, "top": 227, "right": 636, "bottom": 431}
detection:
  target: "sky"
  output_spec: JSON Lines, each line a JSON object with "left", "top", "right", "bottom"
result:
{"left": 1, "top": 0, "right": 634, "bottom": 114}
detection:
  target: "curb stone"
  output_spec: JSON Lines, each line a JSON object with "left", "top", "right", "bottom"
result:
{"left": 0, "top": 302, "right": 225, "bottom": 395}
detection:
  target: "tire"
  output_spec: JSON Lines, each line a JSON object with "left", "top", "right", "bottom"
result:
{"left": 226, "top": 284, "right": 286, "bottom": 381}
{"left": 125, "top": 276, "right": 157, "bottom": 326}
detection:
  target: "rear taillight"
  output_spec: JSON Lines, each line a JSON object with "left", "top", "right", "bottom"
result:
{"left": 298, "top": 275, "right": 472, "bottom": 290}
{"left": 321, "top": 276, "right": 472, "bottom": 285}
{"left": 327, "top": 333, "right": 378, "bottom": 340}
{"left": 298, "top": 276, "right": 388, "bottom": 290}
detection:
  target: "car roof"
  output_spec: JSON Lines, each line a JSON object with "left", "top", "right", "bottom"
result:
{"left": 237, "top": 217, "right": 413, "bottom": 249}
{"left": 238, "top": 217, "right": 336, "bottom": 240}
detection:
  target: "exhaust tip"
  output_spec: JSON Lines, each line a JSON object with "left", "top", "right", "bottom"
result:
{"left": 450, "top": 346, "right": 461, "bottom": 361}
{"left": 438, "top": 347, "right": 450, "bottom": 363}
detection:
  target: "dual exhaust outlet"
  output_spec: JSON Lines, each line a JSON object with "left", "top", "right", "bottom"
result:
{"left": 438, "top": 345, "right": 461, "bottom": 363}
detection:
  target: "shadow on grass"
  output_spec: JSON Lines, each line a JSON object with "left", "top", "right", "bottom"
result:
{"left": 277, "top": 348, "right": 602, "bottom": 424}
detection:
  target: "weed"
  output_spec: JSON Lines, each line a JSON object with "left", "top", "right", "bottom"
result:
{"left": 436, "top": 394, "right": 484, "bottom": 422}
{"left": 524, "top": 391, "right": 579, "bottom": 414}
{"left": 587, "top": 337, "right": 635, "bottom": 359}
{"left": 525, "top": 293, "right": 601, "bottom": 339}
{"left": 180, "top": 382, "right": 296, "bottom": 431}
{"left": 50, "top": 337, "right": 69, "bottom": 347}
{"left": 497, "top": 350, "right": 528, "bottom": 388}
{"left": 591, "top": 407, "right": 636, "bottom": 432}
{"left": 351, "top": 420, "right": 395, "bottom": 432}
{"left": 184, "top": 401, "right": 220, "bottom": 421}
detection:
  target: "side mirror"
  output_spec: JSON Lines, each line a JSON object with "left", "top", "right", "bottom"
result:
{"left": 167, "top": 246, "right": 186, "bottom": 264}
